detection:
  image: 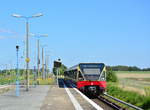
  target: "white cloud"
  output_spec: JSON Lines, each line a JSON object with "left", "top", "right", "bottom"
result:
{"left": 0, "top": 28, "right": 17, "bottom": 34}
{"left": 0, "top": 36, "right": 5, "bottom": 39}
{"left": 0, "top": 28, "right": 20, "bottom": 39}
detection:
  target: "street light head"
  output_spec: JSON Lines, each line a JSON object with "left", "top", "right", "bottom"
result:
{"left": 29, "top": 33, "right": 35, "bottom": 36}
{"left": 40, "top": 34, "right": 48, "bottom": 37}
{"left": 29, "top": 33, "right": 48, "bottom": 37}
{"left": 11, "top": 14, "right": 22, "bottom": 18}
{"left": 32, "top": 13, "right": 43, "bottom": 18}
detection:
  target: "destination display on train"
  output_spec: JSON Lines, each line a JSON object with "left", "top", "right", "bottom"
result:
{"left": 79, "top": 63, "right": 104, "bottom": 68}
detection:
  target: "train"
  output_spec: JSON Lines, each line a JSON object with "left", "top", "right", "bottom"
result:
{"left": 64, "top": 63, "right": 106, "bottom": 96}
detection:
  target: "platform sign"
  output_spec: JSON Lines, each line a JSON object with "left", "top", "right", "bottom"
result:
{"left": 25, "top": 58, "right": 30, "bottom": 62}
{"left": 54, "top": 61, "right": 61, "bottom": 68}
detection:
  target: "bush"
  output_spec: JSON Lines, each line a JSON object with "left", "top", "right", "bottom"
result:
{"left": 142, "top": 97, "right": 150, "bottom": 110}
{"left": 106, "top": 69, "right": 118, "bottom": 82}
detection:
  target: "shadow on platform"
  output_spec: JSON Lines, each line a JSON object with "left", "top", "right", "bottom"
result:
{"left": 58, "top": 78, "right": 74, "bottom": 88}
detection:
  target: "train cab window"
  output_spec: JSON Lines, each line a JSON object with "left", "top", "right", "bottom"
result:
{"left": 78, "top": 72, "right": 84, "bottom": 81}
{"left": 73, "top": 71, "right": 76, "bottom": 79}
{"left": 100, "top": 71, "right": 106, "bottom": 81}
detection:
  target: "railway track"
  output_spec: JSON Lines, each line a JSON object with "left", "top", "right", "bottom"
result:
{"left": 63, "top": 79, "right": 118, "bottom": 110}
{"left": 97, "top": 95, "right": 125, "bottom": 110}
{"left": 92, "top": 93, "right": 143, "bottom": 110}
{"left": 64, "top": 79, "right": 143, "bottom": 110}
{"left": 101, "top": 93, "right": 143, "bottom": 110}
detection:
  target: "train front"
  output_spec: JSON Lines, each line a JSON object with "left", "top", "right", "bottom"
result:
{"left": 77, "top": 63, "right": 106, "bottom": 96}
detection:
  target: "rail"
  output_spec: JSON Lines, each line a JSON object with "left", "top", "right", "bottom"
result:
{"left": 104, "top": 93, "right": 143, "bottom": 110}
{"left": 67, "top": 79, "right": 143, "bottom": 110}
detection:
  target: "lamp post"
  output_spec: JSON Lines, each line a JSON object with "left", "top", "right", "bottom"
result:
{"left": 16, "top": 45, "right": 19, "bottom": 96}
{"left": 41, "top": 45, "right": 47, "bottom": 79}
{"left": 45, "top": 54, "right": 50, "bottom": 78}
{"left": 5, "top": 64, "right": 8, "bottom": 76}
{"left": 30, "top": 33, "right": 48, "bottom": 78}
{"left": 11, "top": 13, "right": 43, "bottom": 91}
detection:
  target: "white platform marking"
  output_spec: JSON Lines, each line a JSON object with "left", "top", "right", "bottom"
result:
{"left": 62, "top": 81, "right": 84, "bottom": 110}
{"left": 70, "top": 84, "right": 103, "bottom": 110}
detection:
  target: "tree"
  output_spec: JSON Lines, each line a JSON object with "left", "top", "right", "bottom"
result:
{"left": 106, "top": 69, "right": 118, "bottom": 82}
{"left": 53, "top": 64, "right": 67, "bottom": 76}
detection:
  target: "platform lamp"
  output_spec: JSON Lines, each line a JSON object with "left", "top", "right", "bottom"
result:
{"left": 11, "top": 13, "right": 43, "bottom": 91}
{"left": 16, "top": 45, "right": 19, "bottom": 96}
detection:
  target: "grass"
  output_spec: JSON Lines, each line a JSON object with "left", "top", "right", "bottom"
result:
{"left": 0, "top": 73, "right": 56, "bottom": 85}
{"left": 0, "top": 86, "right": 15, "bottom": 94}
{"left": 144, "top": 87, "right": 150, "bottom": 96}
{"left": 115, "top": 71, "right": 150, "bottom": 95}
{"left": 115, "top": 71, "right": 150, "bottom": 74}
{"left": 0, "top": 75, "right": 26, "bottom": 85}
{"left": 0, "top": 76, "right": 16, "bottom": 84}
{"left": 29, "top": 77, "right": 55, "bottom": 85}
{"left": 126, "top": 77, "right": 150, "bottom": 82}
{"left": 107, "top": 82, "right": 150, "bottom": 110}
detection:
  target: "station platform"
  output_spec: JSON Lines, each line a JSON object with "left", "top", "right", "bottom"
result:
{"left": 0, "top": 79, "right": 104, "bottom": 110}
{"left": 41, "top": 79, "right": 103, "bottom": 110}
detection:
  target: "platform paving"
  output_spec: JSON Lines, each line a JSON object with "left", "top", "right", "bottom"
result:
{"left": 0, "top": 85, "right": 49, "bottom": 110}
{"left": 0, "top": 79, "right": 104, "bottom": 110}
{"left": 41, "top": 79, "right": 101, "bottom": 110}
{"left": 41, "top": 85, "right": 75, "bottom": 110}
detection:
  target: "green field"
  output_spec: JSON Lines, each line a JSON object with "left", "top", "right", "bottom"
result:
{"left": 115, "top": 71, "right": 150, "bottom": 74}
{"left": 115, "top": 71, "right": 150, "bottom": 95}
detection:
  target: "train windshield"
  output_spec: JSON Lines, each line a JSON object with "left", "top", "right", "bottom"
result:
{"left": 79, "top": 63, "right": 105, "bottom": 81}
{"left": 83, "top": 68, "right": 100, "bottom": 80}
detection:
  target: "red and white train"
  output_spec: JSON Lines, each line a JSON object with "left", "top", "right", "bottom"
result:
{"left": 64, "top": 63, "right": 106, "bottom": 96}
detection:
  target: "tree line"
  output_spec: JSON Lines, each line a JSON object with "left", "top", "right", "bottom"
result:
{"left": 106, "top": 65, "right": 150, "bottom": 71}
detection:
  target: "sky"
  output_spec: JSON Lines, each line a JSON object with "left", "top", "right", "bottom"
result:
{"left": 0, "top": 0, "right": 150, "bottom": 70}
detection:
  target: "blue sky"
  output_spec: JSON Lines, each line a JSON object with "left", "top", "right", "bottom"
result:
{"left": 0, "top": 0, "right": 150, "bottom": 69}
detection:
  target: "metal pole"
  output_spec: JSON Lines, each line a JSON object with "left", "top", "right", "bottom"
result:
{"left": 26, "top": 20, "right": 29, "bottom": 91}
{"left": 46, "top": 55, "right": 49, "bottom": 78}
{"left": 5, "top": 64, "right": 7, "bottom": 76}
{"left": 42, "top": 47, "right": 44, "bottom": 79}
{"left": 37, "top": 39, "right": 40, "bottom": 78}
{"left": 45, "top": 55, "right": 49, "bottom": 78}
{"left": 45, "top": 57, "right": 47, "bottom": 79}
{"left": 16, "top": 46, "right": 19, "bottom": 96}
{"left": 33, "top": 66, "right": 36, "bottom": 87}
{"left": 57, "top": 68, "right": 58, "bottom": 85}
{"left": 47, "top": 55, "right": 50, "bottom": 77}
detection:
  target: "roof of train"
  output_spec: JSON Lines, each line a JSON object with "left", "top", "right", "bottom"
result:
{"left": 66, "top": 63, "right": 105, "bottom": 71}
